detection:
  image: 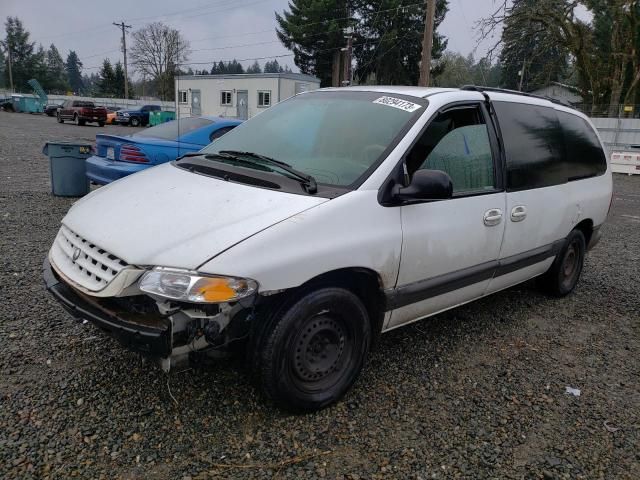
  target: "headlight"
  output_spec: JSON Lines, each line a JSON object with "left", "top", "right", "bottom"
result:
{"left": 139, "top": 267, "right": 258, "bottom": 303}
{"left": 122, "top": 112, "right": 130, "bottom": 117}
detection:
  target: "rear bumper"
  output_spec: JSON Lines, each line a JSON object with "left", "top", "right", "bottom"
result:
{"left": 86, "top": 155, "right": 150, "bottom": 184}
{"left": 79, "top": 115, "right": 106, "bottom": 122}
{"left": 44, "top": 257, "right": 171, "bottom": 358}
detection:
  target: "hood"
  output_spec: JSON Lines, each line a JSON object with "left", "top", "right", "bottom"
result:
{"left": 62, "top": 163, "right": 328, "bottom": 269}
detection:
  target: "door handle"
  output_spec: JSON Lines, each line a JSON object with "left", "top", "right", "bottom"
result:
{"left": 483, "top": 208, "right": 503, "bottom": 226}
{"left": 511, "top": 205, "right": 527, "bottom": 222}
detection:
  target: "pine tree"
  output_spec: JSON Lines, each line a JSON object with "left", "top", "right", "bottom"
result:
{"left": 353, "top": 0, "right": 449, "bottom": 85}
{"left": 276, "top": 0, "right": 349, "bottom": 86}
{"left": 45, "top": 44, "right": 68, "bottom": 93}
{"left": 246, "top": 60, "right": 262, "bottom": 73}
{"left": 264, "top": 59, "right": 283, "bottom": 73}
{"left": 97, "top": 58, "right": 116, "bottom": 97}
{"left": 2, "top": 17, "right": 36, "bottom": 91}
{"left": 499, "top": 0, "right": 568, "bottom": 91}
{"left": 66, "top": 50, "right": 83, "bottom": 93}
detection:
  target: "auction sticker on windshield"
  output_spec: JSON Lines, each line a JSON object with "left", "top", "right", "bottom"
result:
{"left": 373, "top": 96, "right": 422, "bottom": 113}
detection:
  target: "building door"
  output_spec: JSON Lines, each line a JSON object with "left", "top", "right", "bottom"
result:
{"left": 191, "top": 89, "right": 201, "bottom": 115}
{"left": 237, "top": 90, "right": 248, "bottom": 120}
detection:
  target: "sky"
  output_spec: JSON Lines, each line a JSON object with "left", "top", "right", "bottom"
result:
{"left": 2, "top": 0, "right": 506, "bottom": 78}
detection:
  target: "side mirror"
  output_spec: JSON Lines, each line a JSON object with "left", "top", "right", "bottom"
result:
{"left": 393, "top": 169, "right": 453, "bottom": 201}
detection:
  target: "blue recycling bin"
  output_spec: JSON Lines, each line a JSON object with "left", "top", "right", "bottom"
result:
{"left": 42, "top": 142, "right": 92, "bottom": 196}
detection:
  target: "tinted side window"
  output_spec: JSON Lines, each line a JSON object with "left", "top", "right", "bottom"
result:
{"left": 494, "top": 101, "right": 566, "bottom": 191}
{"left": 409, "top": 106, "right": 495, "bottom": 195}
{"left": 556, "top": 111, "right": 606, "bottom": 180}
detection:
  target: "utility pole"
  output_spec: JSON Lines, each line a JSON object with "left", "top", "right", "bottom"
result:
{"left": 113, "top": 21, "right": 132, "bottom": 99}
{"left": 518, "top": 57, "right": 527, "bottom": 91}
{"left": 418, "top": 0, "right": 436, "bottom": 87}
{"left": 341, "top": 27, "right": 353, "bottom": 86}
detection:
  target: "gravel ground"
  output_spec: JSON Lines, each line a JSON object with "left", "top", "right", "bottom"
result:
{"left": 1, "top": 111, "right": 639, "bottom": 480}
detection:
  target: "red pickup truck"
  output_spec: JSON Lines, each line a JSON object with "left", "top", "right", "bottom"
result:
{"left": 57, "top": 100, "right": 107, "bottom": 126}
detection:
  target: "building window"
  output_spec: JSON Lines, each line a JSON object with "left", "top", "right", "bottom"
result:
{"left": 221, "top": 91, "right": 232, "bottom": 106}
{"left": 258, "top": 90, "right": 271, "bottom": 108}
{"left": 178, "top": 90, "right": 188, "bottom": 104}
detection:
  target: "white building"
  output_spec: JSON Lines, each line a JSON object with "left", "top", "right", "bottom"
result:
{"left": 174, "top": 73, "right": 321, "bottom": 120}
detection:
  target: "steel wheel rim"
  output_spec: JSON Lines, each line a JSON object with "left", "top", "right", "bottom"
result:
{"left": 290, "top": 312, "right": 353, "bottom": 392}
{"left": 563, "top": 242, "right": 578, "bottom": 278}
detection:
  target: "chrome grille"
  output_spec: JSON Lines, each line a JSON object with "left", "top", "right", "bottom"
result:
{"left": 51, "top": 225, "right": 128, "bottom": 291}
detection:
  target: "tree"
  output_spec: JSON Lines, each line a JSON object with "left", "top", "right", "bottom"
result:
{"left": 0, "top": 47, "right": 5, "bottom": 88}
{"left": 433, "top": 52, "right": 502, "bottom": 88}
{"left": 66, "top": 50, "right": 83, "bottom": 93}
{"left": 276, "top": 0, "right": 350, "bottom": 86}
{"left": 113, "top": 61, "right": 133, "bottom": 98}
{"left": 480, "top": 0, "right": 640, "bottom": 110}
{"left": 129, "top": 22, "right": 190, "bottom": 100}
{"left": 45, "top": 44, "right": 68, "bottom": 92}
{"left": 246, "top": 60, "right": 262, "bottom": 73}
{"left": 353, "top": 0, "right": 449, "bottom": 85}
{"left": 498, "top": 0, "right": 568, "bottom": 91}
{"left": 264, "top": 59, "right": 284, "bottom": 73}
{"left": 97, "top": 58, "right": 116, "bottom": 96}
{"left": 2, "top": 17, "right": 36, "bottom": 91}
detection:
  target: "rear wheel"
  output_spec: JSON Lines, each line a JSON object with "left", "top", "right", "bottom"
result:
{"left": 98, "top": 121, "right": 105, "bottom": 127}
{"left": 256, "top": 287, "right": 371, "bottom": 412}
{"left": 57, "top": 112, "right": 63, "bottom": 123}
{"left": 130, "top": 117, "right": 140, "bottom": 127}
{"left": 539, "top": 229, "right": 586, "bottom": 297}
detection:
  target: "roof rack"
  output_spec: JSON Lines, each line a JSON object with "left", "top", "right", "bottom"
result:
{"left": 460, "top": 85, "right": 571, "bottom": 107}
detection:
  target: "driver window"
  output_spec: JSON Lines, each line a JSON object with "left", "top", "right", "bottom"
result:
{"left": 406, "top": 106, "right": 495, "bottom": 194}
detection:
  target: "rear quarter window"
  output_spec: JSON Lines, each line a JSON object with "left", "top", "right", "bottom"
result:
{"left": 493, "top": 101, "right": 566, "bottom": 191}
{"left": 556, "top": 110, "right": 606, "bottom": 180}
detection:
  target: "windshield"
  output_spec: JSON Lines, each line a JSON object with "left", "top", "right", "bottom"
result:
{"left": 134, "top": 117, "right": 213, "bottom": 141}
{"left": 201, "top": 91, "right": 426, "bottom": 186}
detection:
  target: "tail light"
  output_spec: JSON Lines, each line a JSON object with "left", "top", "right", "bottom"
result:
{"left": 120, "top": 144, "right": 149, "bottom": 163}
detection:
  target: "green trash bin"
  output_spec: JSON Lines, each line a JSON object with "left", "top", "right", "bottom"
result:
{"left": 42, "top": 142, "right": 92, "bottom": 197}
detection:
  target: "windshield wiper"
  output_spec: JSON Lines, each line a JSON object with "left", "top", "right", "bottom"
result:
{"left": 219, "top": 150, "right": 317, "bottom": 194}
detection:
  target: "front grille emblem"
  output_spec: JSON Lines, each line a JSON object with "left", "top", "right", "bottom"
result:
{"left": 72, "top": 247, "right": 81, "bottom": 262}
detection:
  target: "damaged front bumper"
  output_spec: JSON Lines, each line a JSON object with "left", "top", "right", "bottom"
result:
{"left": 44, "top": 257, "right": 172, "bottom": 357}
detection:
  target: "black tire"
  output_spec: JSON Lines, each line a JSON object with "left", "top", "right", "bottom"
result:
{"left": 130, "top": 117, "right": 140, "bottom": 127}
{"left": 57, "top": 113, "right": 63, "bottom": 123}
{"left": 98, "top": 121, "right": 105, "bottom": 127}
{"left": 539, "top": 229, "right": 586, "bottom": 297}
{"left": 256, "top": 287, "right": 371, "bottom": 412}
{"left": 74, "top": 114, "right": 79, "bottom": 126}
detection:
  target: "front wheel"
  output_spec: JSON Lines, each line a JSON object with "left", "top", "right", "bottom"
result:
{"left": 98, "top": 121, "right": 105, "bottom": 127}
{"left": 256, "top": 287, "right": 371, "bottom": 412}
{"left": 57, "top": 113, "right": 63, "bottom": 123}
{"left": 130, "top": 117, "right": 140, "bottom": 127}
{"left": 539, "top": 229, "right": 586, "bottom": 297}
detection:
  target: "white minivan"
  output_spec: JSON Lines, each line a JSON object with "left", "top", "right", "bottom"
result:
{"left": 45, "top": 86, "right": 612, "bottom": 411}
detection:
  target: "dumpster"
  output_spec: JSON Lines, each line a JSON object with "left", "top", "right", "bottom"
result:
{"left": 12, "top": 94, "right": 44, "bottom": 113}
{"left": 42, "top": 142, "right": 92, "bottom": 196}
{"left": 149, "top": 110, "right": 176, "bottom": 126}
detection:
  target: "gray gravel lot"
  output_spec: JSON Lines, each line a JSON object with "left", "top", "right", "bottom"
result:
{"left": 1, "top": 111, "right": 639, "bottom": 479}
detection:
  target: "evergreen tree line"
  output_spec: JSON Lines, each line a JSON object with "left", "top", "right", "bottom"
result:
{"left": 1, "top": 16, "right": 133, "bottom": 98}
{"left": 189, "top": 59, "right": 293, "bottom": 76}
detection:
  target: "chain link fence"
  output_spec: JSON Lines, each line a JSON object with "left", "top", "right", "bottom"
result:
{"left": 571, "top": 105, "right": 640, "bottom": 153}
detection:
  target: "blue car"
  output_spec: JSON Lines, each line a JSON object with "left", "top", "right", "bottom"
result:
{"left": 86, "top": 116, "right": 242, "bottom": 185}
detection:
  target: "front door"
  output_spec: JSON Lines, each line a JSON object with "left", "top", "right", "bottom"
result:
{"left": 191, "top": 89, "right": 201, "bottom": 116}
{"left": 388, "top": 103, "right": 506, "bottom": 329}
{"left": 237, "top": 90, "right": 248, "bottom": 120}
